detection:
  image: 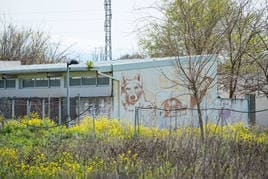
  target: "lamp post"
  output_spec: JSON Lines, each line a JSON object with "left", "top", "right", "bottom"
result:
{"left": 67, "top": 59, "right": 79, "bottom": 127}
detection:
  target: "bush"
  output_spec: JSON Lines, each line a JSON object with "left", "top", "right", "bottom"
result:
{"left": 0, "top": 115, "right": 267, "bottom": 177}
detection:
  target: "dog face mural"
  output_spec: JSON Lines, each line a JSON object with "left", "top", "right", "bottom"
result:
{"left": 121, "top": 74, "right": 152, "bottom": 111}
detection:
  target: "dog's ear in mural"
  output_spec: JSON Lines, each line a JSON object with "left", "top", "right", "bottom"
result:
{"left": 135, "top": 74, "right": 141, "bottom": 83}
{"left": 121, "top": 73, "right": 152, "bottom": 111}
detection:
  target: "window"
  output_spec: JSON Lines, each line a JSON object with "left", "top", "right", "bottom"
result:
{"left": 49, "top": 77, "right": 60, "bottom": 87}
{"left": 22, "top": 79, "right": 35, "bottom": 88}
{"left": 0, "top": 79, "right": 16, "bottom": 89}
{"left": 6, "top": 79, "right": 16, "bottom": 88}
{"left": 35, "top": 78, "right": 49, "bottom": 87}
{"left": 82, "top": 77, "right": 96, "bottom": 86}
{"left": 70, "top": 77, "right": 81, "bottom": 86}
{"left": 0, "top": 80, "right": 4, "bottom": 88}
{"left": 65, "top": 76, "right": 110, "bottom": 87}
{"left": 21, "top": 77, "right": 60, "bottom": 88}
{"left": 97, "top": 77, "right": 109, "bottom": 85}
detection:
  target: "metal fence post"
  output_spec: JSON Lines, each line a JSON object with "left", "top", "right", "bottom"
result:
{"left": 246, "top": 94, "right": 256, "bottom": 126}
{"left": 42, "top": 98, "right": 45, "bottom": 119}
{"left": 48, "top": 96, "right": 51, "bottom": 119}
{"left": 26, "top": 98, "right": 30, "bottom": 118}
{"left": 91, "top": 105, "right": 96, "bottom": 139}
{"left": 11, "top": 97, "right": 15, "bottom": 119}
{"left": 58, "top": 98, "right": 62, "bottom": 125}
{"left": 77, "top": 93, "right": 80, "bottom": 124}
{"left": 137, "top": 107, "right": 140, "bottom": 135}
{"left": 134, "top": 106, "right": 138, "bottom": 137}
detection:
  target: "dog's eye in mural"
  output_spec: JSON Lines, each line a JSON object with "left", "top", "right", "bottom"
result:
{"left": 121, "top": 74, "right": 152, "bottom": 111}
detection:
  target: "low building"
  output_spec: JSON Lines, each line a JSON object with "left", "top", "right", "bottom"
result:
{"left": 0, "top": 56, "right": 250, "bottom": 127}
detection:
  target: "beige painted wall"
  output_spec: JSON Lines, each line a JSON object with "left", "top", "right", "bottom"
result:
{"left": 114, "top": 65, "right": 217, "bottom": 122}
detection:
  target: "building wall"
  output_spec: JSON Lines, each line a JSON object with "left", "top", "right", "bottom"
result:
{"left": 219, "top": 90, "right": 268, "bottom": 127}
{"left": 0, "top": 71, "right": 112, "bottom": 98}
{"left": 113, "top": 64, "right": 218, "bottom": 122}
{"left": 256, "top": 96, "right": 268, "bottom": 127}
{"left": 0, "top": 57, "right": 254, "bottom": 127}
{"left": 215, "top": 98, "right": 248, "bottom": 125}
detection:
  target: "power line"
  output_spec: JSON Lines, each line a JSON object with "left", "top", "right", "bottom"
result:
{"left": 137, "top": 106, "right": 268, "bottom": 114}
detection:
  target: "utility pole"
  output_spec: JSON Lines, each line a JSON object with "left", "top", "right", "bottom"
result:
{"left": 104, "top": 0, "right": 112, "bottom": 61}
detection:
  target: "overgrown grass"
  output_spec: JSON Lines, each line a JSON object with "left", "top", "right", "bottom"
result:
{"left": 0, "top": 114, "right": 267, "bottom": 178}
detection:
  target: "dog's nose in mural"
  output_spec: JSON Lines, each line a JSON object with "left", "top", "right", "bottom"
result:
{"left": 130, "top": 95, "right": 137, "bottom": 101}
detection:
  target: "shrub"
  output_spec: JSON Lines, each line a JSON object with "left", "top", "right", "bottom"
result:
{"left": 0, "top": 115, "right": 267, "bottom": 178}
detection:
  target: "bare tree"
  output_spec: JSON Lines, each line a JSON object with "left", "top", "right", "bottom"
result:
{"left": 0, "top": 22, "right": 70, "bottom": 65}
{"left": 139, "top": 0, "right": 226, "bottom": 141}
{"left": 245, "top": 2, "right": 268, "bottom": 97}
{"left": 90, "top": 47, "right": 105, "bottom": 62}
{"left": 219, "top": 0, "right": 265, "bottom": 98}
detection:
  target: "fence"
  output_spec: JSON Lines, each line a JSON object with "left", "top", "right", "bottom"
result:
{"left": 0, "top": 96, "right": 112, "bottom": 125}
{"left": 134, "top": 104, "right": 268, "bottom": 135}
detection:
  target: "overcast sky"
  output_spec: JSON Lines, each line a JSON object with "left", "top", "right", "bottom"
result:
{"left": 0, "top": 0, "right": 157, "bottom": 60}
{"left": 0, "top": 0, "right": 266, "bottom": 61}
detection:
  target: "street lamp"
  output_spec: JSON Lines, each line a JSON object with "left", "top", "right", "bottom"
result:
{"left": 66, "top": 59, "right": 79, "bottom": 127}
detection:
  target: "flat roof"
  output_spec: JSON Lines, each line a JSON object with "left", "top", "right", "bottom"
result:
{"left": 0, "top": 55, "right": 218, "bottom": 75}
{"left": 0, "top": 61, "right": 21, "bottom": 68}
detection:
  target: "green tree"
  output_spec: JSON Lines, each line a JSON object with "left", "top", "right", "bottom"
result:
{"left": 139, "top": 0, "right": 228, "bottom": 142}
{"left": 139, "top": 0, "right": 267, "bottom": 99}
{"left": 219, "top": 0, "right": 265, "bottom": 98}
{"left": 139, "top": 0, "right": 228, "bottom": 57}
{"left": 245, "top": 3, "right": 268, "bottom": 97}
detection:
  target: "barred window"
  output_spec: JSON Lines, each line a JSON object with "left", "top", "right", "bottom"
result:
{"left": 6, "top": 79, "right": 16, "bottom": 88}
{"left": 82, "top": 77, "right": 96, "bottom": 86}
{"left": 49, "top": 77, "right": 60, "bottom": 87}
{"left": 0, "top": 80, "right": 4, "bottom": 88}
{"left": 35, "top": 78, "right": 49, "bottom": 87}
{"left": 97, "top": 77, "right": 109, "bottom": 86}
{"left": 70, "top": 77, "right": 81, "bottom": 86}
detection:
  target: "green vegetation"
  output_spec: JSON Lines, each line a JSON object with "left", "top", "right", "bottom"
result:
{"left": 138, "top": 0, "right": 268, "bottom": 98}
{"left": 0, "top": 115, "right": 267, "bottom": 178}
{"left": 86, "top": 60, "right": 94, "bottom": 69}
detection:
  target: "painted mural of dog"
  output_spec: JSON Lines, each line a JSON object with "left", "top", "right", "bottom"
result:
{"left": 121, "top": 74, "right": 152, "bottom": 111}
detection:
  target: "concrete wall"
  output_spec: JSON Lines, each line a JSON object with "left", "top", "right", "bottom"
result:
{"left": 256, "top": 96, "right": 268, "bottom": 127}
{"left": 111, "top": 59, "right": 250, "bottom": 128}
{"left": 113, "top": 62, "right": 218, "bottom": 122}
{"left": 216, "top": 98, "right": 248, "bottom": 125}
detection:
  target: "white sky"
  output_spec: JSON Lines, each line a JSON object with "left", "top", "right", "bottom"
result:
{"left": 0, "top": 0, "right": 157, "bottom": 60}
{"left": 0, "top": 0, "right": 266, "bottom": 60}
